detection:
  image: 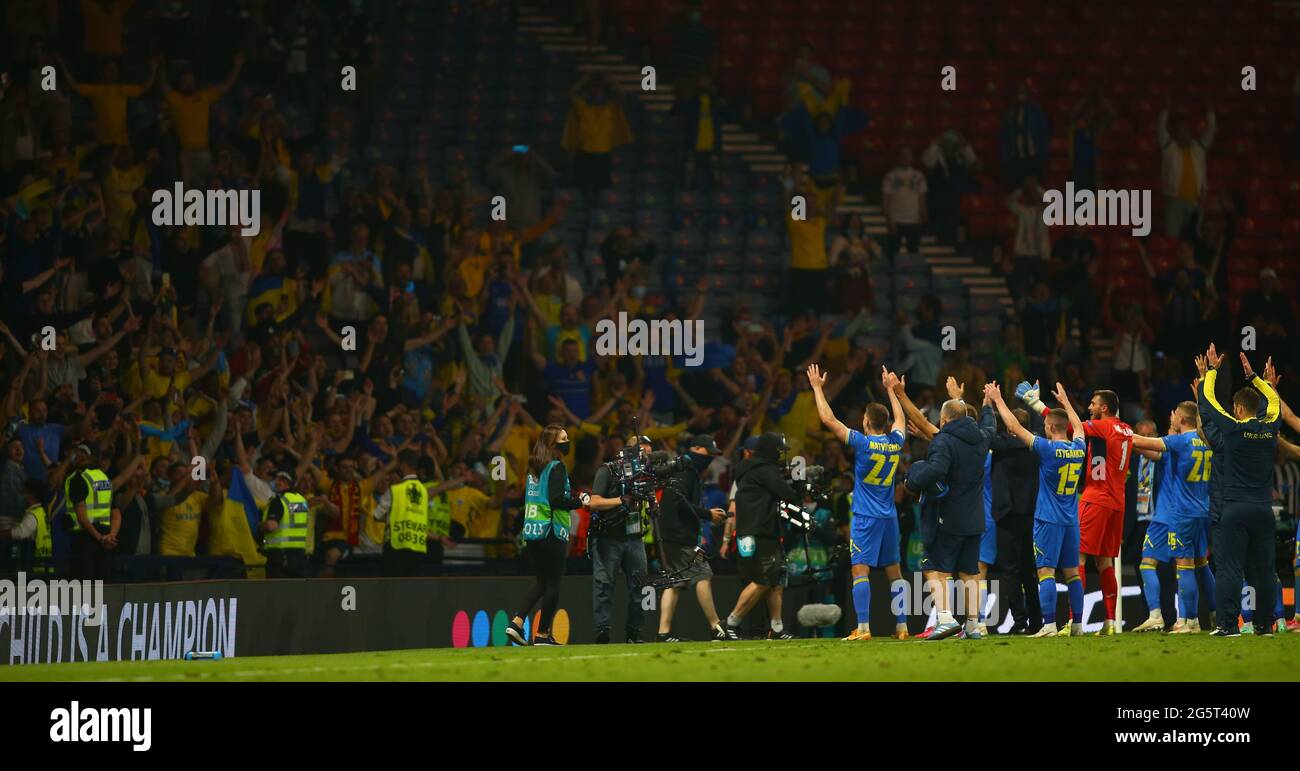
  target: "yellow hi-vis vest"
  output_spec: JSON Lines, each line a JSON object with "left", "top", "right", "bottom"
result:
{"left": 641, "top": 500, "right": 654, "bottom": 546}
{"left": 263, "top": 491, "right": 310, "bottom": 551}
{"left": 30, "top": 504, "right": 52, "bottom": 560}
{"left": 65, "top": 468, "right": 112, "bottom": 531}
{"left": 389, "top": 478, "right": 429, "bottom": 553}
{"left": 426, "top": 487, "right": 451, "bottom": 538}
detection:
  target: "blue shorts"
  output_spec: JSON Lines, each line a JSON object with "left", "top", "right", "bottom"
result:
{"left": 1141, "top": 521, "right": 1174, "bottom": 563}
{"left": 920, "top": 529, "right": 981, "bottom": 575}
{"left": 979, "top": 519, "right": 997, "bottom": 566}
{"left": 1171, "top": 517, "right": 1209, "bottom": 560}
{"left": 850, "top": 515, "right": 901, "bottom": 568}
{"left": 1033, "top": 520, "right": 1080, "bottom": 570}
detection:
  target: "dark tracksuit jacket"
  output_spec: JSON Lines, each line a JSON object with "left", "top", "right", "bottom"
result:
{"left": 1198, "top": 368, "right": 1281, "bottom": 629}
{"left": 905, "top": 416, "right": 992, "bottom": 543}
{"left": 1198, "top": 370, "right": 1280, "bottom": 513}
{"left": 732, "top": 457, "right": 801, "bottom": 540}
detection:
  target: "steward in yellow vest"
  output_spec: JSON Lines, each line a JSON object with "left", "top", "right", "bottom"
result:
{"left": 424, "top": 477, "right": 458, "bottom": 575}
{"left": 65, "top": 444, "right": 120, "bottom": 581}
{"left": 0, "top": 480, "right": 52, "bottom": 575}
{"left": 260, "top": 470, "right": 311, "bottom": 578}
{"left": 373, "top": 451, "right": 428, "bottom": 577}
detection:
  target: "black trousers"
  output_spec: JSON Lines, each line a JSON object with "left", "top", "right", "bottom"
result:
{"left": 574, "top": 151, "right": 611, "bottom": 200}
{"left": 265, "top": 550, "right": 308, "bottom": 579}
{"left": 384, "top": 544, "right": 425, "bottom": 577}
{"left": 1212, "top": 503, "right": 1277, "bottom": 632}
{"left": 426, "top": 541, "right": 445, "bottom": 576}
{"left": 516, "top": 537, "right": 568, "bottom": 635}
{"left": 70, "top": 529, "right": 112, "bottom": 581}
{"left": 787, "top": 268, "right": 828, "bottom": 316}
{"left": 885, "top": 223, "right": 924, "bottom": 259}
{"left": 995, "top": 511, "right": 1041, "bottom": 628}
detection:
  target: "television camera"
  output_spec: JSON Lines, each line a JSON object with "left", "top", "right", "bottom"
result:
{"left": 587, "top": 439, "right": 690, "bottom": 537}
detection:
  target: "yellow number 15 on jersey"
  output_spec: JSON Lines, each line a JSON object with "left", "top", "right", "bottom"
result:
{"left": 1056, "top": 463, "right": 1081, "bottom": 496}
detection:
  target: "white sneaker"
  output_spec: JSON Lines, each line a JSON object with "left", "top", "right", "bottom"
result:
{"left": 1169, "top": 619, "right": 1201, "bottom": 634}
{"left": 977, "top": 622, "right": 988, "bottom": 637}
{"left": 1132, "top": 612, "right": 1165, "bottom": 633}
{"left": 1031, "top": 623, "right": 1058, "bottom": 638}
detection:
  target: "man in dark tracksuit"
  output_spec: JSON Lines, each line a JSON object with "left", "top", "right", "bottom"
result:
{"left": 1199, "top": 349, "right": 1281, "bottom": 636}
{"left": 989, "top": 407, "right": 1042, "bottom": 633}
{"left": 723, "top": 432, "right": 804, "bottom": 640}
{"left": 906, "top": 400, "right": 992, "bottom": 640}
{"left": 653, "top": 435, "right": 734, "bottom": 642}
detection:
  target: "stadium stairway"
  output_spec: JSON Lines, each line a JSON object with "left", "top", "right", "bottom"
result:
{"left": 514, "top": 4, "right": 1016, "bottom": 369}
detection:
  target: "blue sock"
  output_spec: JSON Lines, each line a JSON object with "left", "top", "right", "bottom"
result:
{"left": 890, "top": 580, "right": 907, "bottom": 626}
{"left": 1067, "top": 575, "right": 1085, "bottom": 624}
{"left": 1038, "top": 577, "right": 1057, "bottom": 625}
{"left": 1241, "top": 585, "right": 1254, "bottom": 624}
{"left": 977, "top": 580, "right": 988, "bottom": 623}
{"left": 1177, "top": 567, "right": 1199, "bottom": 621}
{"left": 1140, "top": 563, "right": 1162, "bottom": 615}
{"left": 1195, "top": 564, "right": 1216, "bottom": 612}
{"left": 1275, "top": 575, "right": 1285, "bottom": 619}
{"left": 852, "top": 575, "right": 871, "bottom": 626}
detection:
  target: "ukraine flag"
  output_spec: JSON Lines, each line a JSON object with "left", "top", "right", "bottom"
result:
{"left": 245, "top": 274, "right": 299, "bottom": 325}
{"left": 207, "top": 466, "right": 268, "bottom": 575}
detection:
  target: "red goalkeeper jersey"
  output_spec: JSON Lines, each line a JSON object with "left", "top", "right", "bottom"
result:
{"left": 1078, "top": 417, "right": 1134, "bottom": 511}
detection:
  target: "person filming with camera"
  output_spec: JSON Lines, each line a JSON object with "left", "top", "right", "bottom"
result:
{"left": 653, "top": 435, "right": 736, "bottom": 642}
{"left": 588, "top": 434, "right": 655, "bottom": 644}
{"left": 722, "top": 432, "right": 804, "bottom": 639}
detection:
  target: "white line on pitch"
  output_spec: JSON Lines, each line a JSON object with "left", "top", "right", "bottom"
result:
{"left": 76, "top": 642, "right": 839, "bottom": 681}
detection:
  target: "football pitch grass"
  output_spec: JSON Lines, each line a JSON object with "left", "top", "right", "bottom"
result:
{"left": 5, "top": 633, "right": 1300, "bottom": 682}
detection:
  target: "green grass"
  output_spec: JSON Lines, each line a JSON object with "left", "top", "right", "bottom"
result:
{"left": 5, "top": 633, "right": 1300, "bottom": 682}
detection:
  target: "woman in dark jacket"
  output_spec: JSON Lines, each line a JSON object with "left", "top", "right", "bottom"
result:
{"left": 506, "top": 424, "right": 584, "bottom": 646}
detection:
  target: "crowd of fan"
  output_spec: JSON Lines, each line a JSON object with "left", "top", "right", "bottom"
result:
{"left": 0, "top": 1, "right": 1296, "bottom": 585}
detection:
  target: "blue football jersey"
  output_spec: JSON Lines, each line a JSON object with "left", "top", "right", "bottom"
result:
{"left": 1148, "top": 454, "right": 1176, "bottom": 526}
{"left": 847, "top": 429, "right": 904, "bottom": 520}
{"left": 1031, "top": 436, "right": 1087, "bottom": 525}
{"left": 1157, "top": 431, "right": 1212, "bottom": 521}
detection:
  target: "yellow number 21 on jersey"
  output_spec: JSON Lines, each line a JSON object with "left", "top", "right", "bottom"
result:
{"left": 864, "top": 453, "right": 900, "bottom": 487}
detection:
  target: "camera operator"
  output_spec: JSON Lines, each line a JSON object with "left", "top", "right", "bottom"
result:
{"left": 589, "top": 435, "right": 654, "bottom": 644}
{"left": 654, "top": 435, "right": 736, "bottom": 642}
{"left": 722, "top": 432, "right": 803, "bottom": 640}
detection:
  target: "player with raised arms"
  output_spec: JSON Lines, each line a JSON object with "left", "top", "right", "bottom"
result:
{"left": 807, "top": 363, "right": 910, "bottom": 641}
{"left": 988, "top": 381, "right": 1087, "bottom": 637}
{"left": 1129, "top": 400, "right": 1214, "bottom": 633}
{"left": 1017, "top": 380, "right": 1133, "bottom": 634}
